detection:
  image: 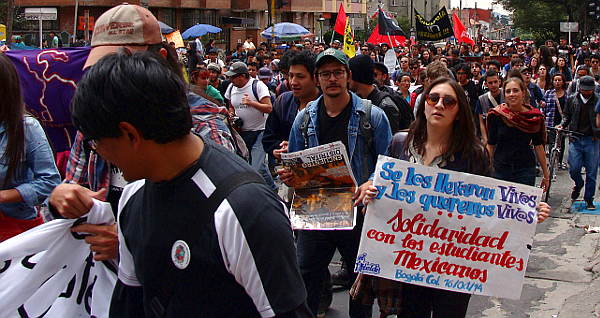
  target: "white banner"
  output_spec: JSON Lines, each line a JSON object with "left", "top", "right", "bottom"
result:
{"left": 0, "top": 201, "right": 117, "bottom": 317}
{"left": 355, "top": 155, "right": 541, "bottom": 299}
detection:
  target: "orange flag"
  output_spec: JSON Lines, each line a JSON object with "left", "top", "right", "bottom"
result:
{"left": 333, "top": 3, "right": 347, "bottom": 35}
{"left": 452, "top": 12, "right": 474, "bottom": 46}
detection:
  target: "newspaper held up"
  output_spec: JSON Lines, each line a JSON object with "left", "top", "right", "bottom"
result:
{"left": 281, "top": 141, "right": 358, "bottom": 230}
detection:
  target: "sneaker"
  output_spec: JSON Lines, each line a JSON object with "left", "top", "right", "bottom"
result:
{"left": 571, "top": 187, "right": 582, "bottom": 201}
{"left": 586, "top": 200, "right": 596, "bottom": 210}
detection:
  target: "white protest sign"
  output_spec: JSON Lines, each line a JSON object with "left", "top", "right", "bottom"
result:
{"left": 384, "top": 49, "right": 397, "bottom": 75}
{"left": 355, "top": 155, "right": 541, "bottom": 299}
{"left": 0, "top": 201, "right": 117, "bottom": 318}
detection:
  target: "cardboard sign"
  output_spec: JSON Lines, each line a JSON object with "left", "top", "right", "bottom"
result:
{"left": 355, "top": 155, "right": 541, "bottom": 299}
{"left": 165, "top": 30, "right": 185, "bottom": 49}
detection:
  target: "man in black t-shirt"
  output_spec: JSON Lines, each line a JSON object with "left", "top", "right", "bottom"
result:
{"left": 52, "top": 51, "right": 311, "bottom": 317}
{"left": 278, "top": 48, "right": 392, "bottom": 318}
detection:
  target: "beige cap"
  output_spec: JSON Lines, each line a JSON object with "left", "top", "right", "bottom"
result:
{"left": 84, "top": 3, "right": 162, "bottom": 69}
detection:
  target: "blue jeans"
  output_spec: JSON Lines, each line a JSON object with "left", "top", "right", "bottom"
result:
{"left": 296, "top": 215, "right": 371, "bottom": 317}
{"left": 240, "top": 130, "right": 277, "bottom": 191}
{"left": 568, "top": 136, "right": 599, "bottom": 201}
{"left": 493, "top": 165, "right": 536, "bottom": 187}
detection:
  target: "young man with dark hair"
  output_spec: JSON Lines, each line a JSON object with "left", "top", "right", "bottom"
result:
{"left": 263, "top": 50, "right": 320, "bottom": 160}
{"left": 476, "top": 70, "right": 504, "bottom": 144}
{"left": 64, "top": 51, "right": 310, "bottom": 317}
{"left": 276, "top": 50, "right": 298, "bottom": 96}
{"left": 455, "top": 63, "right": 481, "bottom": 117}
{"left": 278, "top": 48, "right": 392, "bottom": 318}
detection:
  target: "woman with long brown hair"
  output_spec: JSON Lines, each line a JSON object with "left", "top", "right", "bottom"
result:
{"left": 355, "top": 77, "right": 551, "bottom": 317}
{"left": 0, "top": 54, "right": 60, "bottom": 241}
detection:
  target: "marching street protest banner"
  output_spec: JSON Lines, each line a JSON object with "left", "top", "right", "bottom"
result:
{"left": 282, "top": 141, "right": 357, "bottom": 230}
{"left": 355, "top": 155, "right": 542, "bottom": 299}
{"left": 415, "top": 7, "right": 453, "bottom": 41}
{"left": 0, "top": 201, "right": 117, "bottom": 317}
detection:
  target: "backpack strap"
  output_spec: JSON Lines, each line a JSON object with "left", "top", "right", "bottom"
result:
{"left": 299, "top": 108, "right": 311, "bottom": 149}
{"left": 151, "top": 171, "right": 265, "bottom": 317}
{"left": 251, "top": 79, "right": 261, "bottom": 102}
{"left": 389, "top": 131, "right": 408, "bottom": 159}
{"left": 359, "top": 101, "right": 374, "bottom": 182}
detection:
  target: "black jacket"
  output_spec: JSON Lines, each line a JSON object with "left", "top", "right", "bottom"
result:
{"left": 560, "top": 93, "right": 600, "bottom": 138}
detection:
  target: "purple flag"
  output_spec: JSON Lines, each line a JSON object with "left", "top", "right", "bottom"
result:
{"left": 5, "top": 47, "right": 91, "bottom": 153}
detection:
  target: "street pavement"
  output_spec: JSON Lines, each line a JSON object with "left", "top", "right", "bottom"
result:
{"left": 323, "top": 167, "right": 600, "bottom": 317}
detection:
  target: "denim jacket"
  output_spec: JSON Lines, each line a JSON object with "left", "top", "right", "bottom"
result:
{"left": 0, "top": 117, "right": 61, "bottom": 219}
{"left": 288, "top": 93, "right": 392, "bottom": 184}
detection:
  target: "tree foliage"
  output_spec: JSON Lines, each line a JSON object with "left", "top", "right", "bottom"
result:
{"left": 495, "top": 0, "right": 588, "bottom": 42}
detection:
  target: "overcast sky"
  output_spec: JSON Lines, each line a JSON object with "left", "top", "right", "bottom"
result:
{"left": 449, "top": 0, "right": 511, "bottom": 15}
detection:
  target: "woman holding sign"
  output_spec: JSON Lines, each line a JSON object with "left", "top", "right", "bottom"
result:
{"left": 355, "top": 77, "right": 551, "bottom": 318}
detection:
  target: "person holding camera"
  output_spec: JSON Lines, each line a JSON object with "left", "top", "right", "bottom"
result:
{"left": 225, "top": 62, "right": 277, "bottom": 190}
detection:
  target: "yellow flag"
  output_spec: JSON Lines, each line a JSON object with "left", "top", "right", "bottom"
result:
{"left": 343, "top": 19, "right": 355, "bottom": 58}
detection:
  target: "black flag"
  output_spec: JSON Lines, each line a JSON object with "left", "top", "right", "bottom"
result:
{"left": 414, "top": 7, "right": 453, "bottom": 41}
{"left": 377, "top": 8, "right": 405, "bottom": 36}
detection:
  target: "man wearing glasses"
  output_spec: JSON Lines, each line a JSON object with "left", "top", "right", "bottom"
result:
{"left": 399, "top": 56, "right": 410, "bottom": 73}
{"left": 590, "top": 54, "right": 600, "bottom": 78}
{"left": 278, "top": 48, "right": 392, "bottom": 318}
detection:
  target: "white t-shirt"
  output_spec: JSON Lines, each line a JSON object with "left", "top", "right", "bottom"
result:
{"left": 225, "top": 79, "right": 270, "bottom": 131}
{"left": 204, "top": 58, "right": 225, "bottom": 68}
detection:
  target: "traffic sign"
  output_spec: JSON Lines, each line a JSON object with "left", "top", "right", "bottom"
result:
{"left": 560, "top": 22, "right": 579, "bottom": 32}
{"left": 24, "top": 8, "right": 57, "bottom": 21}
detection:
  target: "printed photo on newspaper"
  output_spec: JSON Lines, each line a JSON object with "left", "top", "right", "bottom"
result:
{"left": 355, "top": 155, "right": 542, "bottom": 299}
{"left": 281, "top": 141, "right": 357, "bottom": 230}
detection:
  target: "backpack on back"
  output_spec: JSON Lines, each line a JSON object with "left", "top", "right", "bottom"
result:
{"left": 374, "top": 87, "right": 414, "bottom": 130}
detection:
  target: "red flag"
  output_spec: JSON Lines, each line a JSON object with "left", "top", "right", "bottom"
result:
{"left": 333, "top": 3, "right": 347, "bottom": 35}
{"left": 452, "top": 13, "right": 474, "bottom": 46}
{"left": 367, "top": 24, "right": 405, "bottom": 47}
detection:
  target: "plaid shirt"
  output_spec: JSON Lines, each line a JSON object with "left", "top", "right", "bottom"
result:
{"left": 64, "top": 93, "right": 236, "bottom": 194}
{"left": 543, "top": 89, "right": 561, "bottom": 128}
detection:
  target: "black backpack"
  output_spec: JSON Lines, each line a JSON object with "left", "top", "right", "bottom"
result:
{"left": 373, "top": 87, "right": 415, "bottom": 130}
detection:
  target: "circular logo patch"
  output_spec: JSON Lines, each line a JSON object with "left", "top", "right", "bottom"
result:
{"left": 171, "top": 240, "right": 191, "bottom": 270}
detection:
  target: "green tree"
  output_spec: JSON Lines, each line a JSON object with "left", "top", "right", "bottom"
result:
{"left": 495, "top": 0, "right": 588, "bottom": 42}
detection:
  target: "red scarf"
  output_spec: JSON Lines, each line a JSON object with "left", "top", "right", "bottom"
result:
{"left": 488, "top": 103, "right": 546, "bottom": 142}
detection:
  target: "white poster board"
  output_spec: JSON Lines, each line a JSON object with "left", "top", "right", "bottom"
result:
{"left": 355, "top": 155, "right": 541, "bottom": 299}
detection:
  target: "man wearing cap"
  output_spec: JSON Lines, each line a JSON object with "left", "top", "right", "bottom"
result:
{"left": 558, "top": 76, "right": 600, "bottom": 209}
{"left": 258, "top": 66, "right": 276, "bottom": 92}
{"left": 207, "top": 62, "right": 229, "bottom": 100}
{"left": 348, "top": 54, "right": 401, "bottom": 133}
{"left": 50, "top": 3, "right": 239, "bottom": 260}
{"left": 331, "top": 40, "right": 342, "bottom": 50}
{"left": 278, "top": 48, "right": 392, "bottom": 317}
{"left": 224, "top": 61, "right": 277, "bottom": 191}
{"left": 204, "top": 48, "right": 225, "bottom": 69}
{"left": 567, "top": 65, "right": 593, "bottom": 96}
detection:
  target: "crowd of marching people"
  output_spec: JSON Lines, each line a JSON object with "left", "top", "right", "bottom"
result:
{"left": 7, "top": 2, "right": 600, "bottom": 317}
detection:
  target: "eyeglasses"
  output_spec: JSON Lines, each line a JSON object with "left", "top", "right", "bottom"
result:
{"left": 317, "top": 70, "right": 346, "bottom": 79}
{"left": 593, "top": 60, "right": 599, "bottom": 64}
{"left": 400, "top": 60, "right": 408, "bottom": 64}
{"left": 410, "top": 66, "right": 419, "bottom": 70}
{"left": 425, "top": 93, "right": 458, "bottom": 109}
{"left": 522, "top": 71, "right": 531, "bottom": 75}
{"left": 83, "top": 137, "right": 98, "bottom": 154}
